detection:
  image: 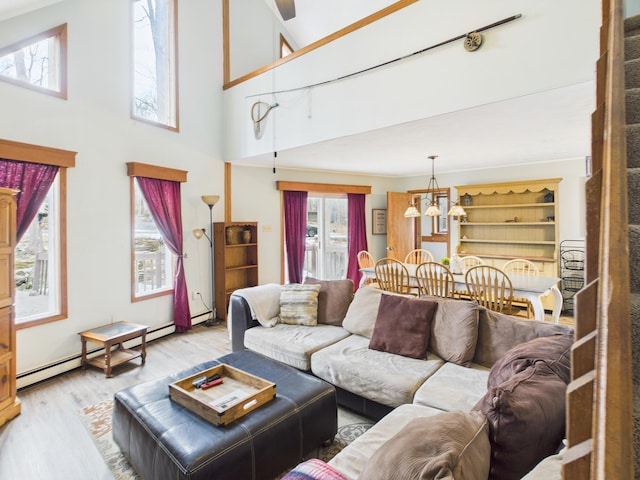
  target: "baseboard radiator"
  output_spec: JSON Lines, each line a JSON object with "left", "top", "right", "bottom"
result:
{"left": 16, "top": 313, "right": 211, "bottom": 390}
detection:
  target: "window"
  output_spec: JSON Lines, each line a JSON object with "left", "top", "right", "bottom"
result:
{"left": 14, "top": 177, "right": 62, "bottom": 325}
{"left": 0, "top": 24, "right": 67, "bottom": 98}
{"left": 280, "top": 34, "right": 293, "bottom": 58}
{"left": 304, "top": 196, "right": 348, "bottom": 280}
{"left": 131, "top": 178, "right": 175, "bottom": 299}
{"left": 132, "top": 0, "right": 179, "bottom": 130}
{"left": 0, "top": 139, "right": 76, "bottom": 330}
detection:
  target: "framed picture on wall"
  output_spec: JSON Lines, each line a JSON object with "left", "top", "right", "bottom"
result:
{"left": 372, "top": 209, "right": 387, "bottom": 235}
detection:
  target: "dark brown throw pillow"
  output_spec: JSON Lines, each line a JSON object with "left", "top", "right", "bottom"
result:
{"left": 304, "top": 277, "right": 354, "bottom": 326}
{"left": 474, "top": 362, "right": 567, "bottom": 480}
{"left": 487, "top": 333, "right": 574, "bottom": 388}
{"left": 368, "top": 294, "right": 437, "bottom": 359}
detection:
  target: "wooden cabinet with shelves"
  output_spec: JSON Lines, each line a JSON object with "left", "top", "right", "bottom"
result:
{"left": 455, "top": 178, "right": 561, "bottom": 274}
{"left": 213, "top": 222, "right": 258, "bottom": 323}
{"left": 0, "top": 188, "right": 20, "bottom": 427}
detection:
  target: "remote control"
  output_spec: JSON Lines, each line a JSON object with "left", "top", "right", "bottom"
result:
{"left": 201, "top": 378, "right": 224, "bottom": 389}
{"left": 192, "top": 375, "right": 208, "bottom": 388}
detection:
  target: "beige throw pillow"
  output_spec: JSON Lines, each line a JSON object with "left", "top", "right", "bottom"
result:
{"left": 342, "top": 286, "right": 412, "bottom": 338}
{"left": 358, "top": 410, "right": 490, "bottom": 480}
{"left": 278, "top": 283, "right": 321, "bottom": 325}
{"left": 303, "top": 277, "right": 354, "bottom": 325}
{"left": 423, "top": 295, "right": 480, "bottom": 366}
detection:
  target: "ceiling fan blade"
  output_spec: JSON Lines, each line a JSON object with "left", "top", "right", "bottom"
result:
{"left": 275, "top": 0, "right": 296, "bottom": 20}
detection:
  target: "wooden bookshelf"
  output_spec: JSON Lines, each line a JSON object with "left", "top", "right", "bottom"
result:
{"left": 455, "top": 178, "right": 561, "bottom": 276}
{"left": 214, "top": 222, "right": 258, "bottom": 323}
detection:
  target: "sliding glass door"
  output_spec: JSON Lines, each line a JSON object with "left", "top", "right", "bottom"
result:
{"left": 304, "top": 196, "right": 347, "bottom": 280}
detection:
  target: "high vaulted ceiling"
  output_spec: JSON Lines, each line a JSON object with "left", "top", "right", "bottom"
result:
{"left": 1, "top": 1, "right": 594, "bottom": 176}
{"left": 0, "top": 0, "right": 61, "bottom": 22}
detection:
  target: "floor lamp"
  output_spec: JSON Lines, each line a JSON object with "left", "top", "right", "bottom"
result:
{"left": 193, "top": 195, "right": 220, "bottom": 326}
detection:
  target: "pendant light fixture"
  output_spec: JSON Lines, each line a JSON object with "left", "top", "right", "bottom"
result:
{"left": 424, "top": 155, "right": 442, "bottom": 217}
{"left": 402, "top": 155, "right": 467, "bottom": 218}
{"left": 403, "top": 202, "right": 421, "bottom": 218}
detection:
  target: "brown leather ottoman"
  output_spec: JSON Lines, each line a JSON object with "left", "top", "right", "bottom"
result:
{"left": 112, "top": 350, "right": 337, "bottom": 480}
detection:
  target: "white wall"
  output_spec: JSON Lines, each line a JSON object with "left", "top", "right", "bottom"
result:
{"left": 229, "top": 165, "right": 402, "bottom": 283}
{"left": 229, "top": 0, "right": 285, "bottom": 80}
{"left": 223, "top": 0, "right": 600, "bottom": 162}
{"left": 0, "top": 0, "right": 226, "bottom": 381}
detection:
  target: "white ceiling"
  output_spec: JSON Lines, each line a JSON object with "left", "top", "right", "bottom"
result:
{"left": 1, "top": 1, "right": 594, "bottom": 177}
{"left": 0, "top": 0, "right": 61, "bottom": 22}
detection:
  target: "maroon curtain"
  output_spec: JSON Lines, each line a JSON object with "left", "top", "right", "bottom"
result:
{"left": 0, "top": 159, "right": 59, "bottom": 242}
{"left": 346, "top": 193, "right": 368, "bottom": 291}
{"left": 136, "top": 177, "right": 191, "bottom": 332}
{"left": 283, "top": 190, "right": 308, "bottom": 283}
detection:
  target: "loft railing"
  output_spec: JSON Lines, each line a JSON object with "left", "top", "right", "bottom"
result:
{"left": 563, "top": 0, "right": 633, "bottom": 478}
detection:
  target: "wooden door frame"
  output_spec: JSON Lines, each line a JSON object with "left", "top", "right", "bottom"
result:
{"left": 408, "top": 187, "right": 451, "bottom": 257}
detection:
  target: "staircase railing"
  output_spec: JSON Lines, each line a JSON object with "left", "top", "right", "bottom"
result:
{"left": 563, "top": 0, "right": 633, "bottom": 478}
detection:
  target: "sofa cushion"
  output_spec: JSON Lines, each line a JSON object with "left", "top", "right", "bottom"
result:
{"left": 310, "top": 335, "right": 444, "bottom": 407}
{"left": 369, "top": 294, "right": 437, "bottom": 359}
{"left": 358, "top": 410, "right": 490, "bottom": 480}
{"left": 488, "top": 333, "right": 573, "bottom": 387}
{"left": 278, "top": 283, "right": 321, "bottom": 325}
{"left": 244, "top": 324, "right": 351, "bottom": 370}
{"left": 413, "top": 361, "right": 490, "bottom": 412}
{"left": 473, "top": 307, "right": 574, "bottom": 367}
{"left": 422, "top": 295, "right": 480, "bottom": 366}
{"left": 341, "top": 286, "right": 411, "bottom": 338}
{"left": 328, "top": 404, "right": 444, "bottom": 479}
{"left": 474, "top": 362, "right": 566, "bottom": 480}
{"left": 304, "top": 277, "right": 354, "bottom": 326}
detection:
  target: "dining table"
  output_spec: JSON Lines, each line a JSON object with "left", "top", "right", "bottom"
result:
{"left": 359, "top": 265, "right": 562, "bottom": 324}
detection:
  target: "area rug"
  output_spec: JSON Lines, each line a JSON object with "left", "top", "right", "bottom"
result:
{"left": 79, "top": 399, "right": 373, "bottom": 479}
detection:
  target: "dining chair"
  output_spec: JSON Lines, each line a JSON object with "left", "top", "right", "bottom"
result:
{"left": 404, "top": 249, "right": 435, "bottom": 265}
{"left": 374, "top": 258, "right": 416, "bottom": 295}
{"left": 357, "top": 250, "right": 378, "bottom": 286}
{"left": 460, "top": 255, "right": 485, "bottom": 272}
{"left": 502, "top": 258, "right": 539, "bottom": 276}
{"left": 415, "top": 261, "right": 456, "bottom": 298}
{"left": 503, "top": 259, "right": 540, "bottom": 318}
{"left": 464, "top": 265, "right": 516, "bottom": 315}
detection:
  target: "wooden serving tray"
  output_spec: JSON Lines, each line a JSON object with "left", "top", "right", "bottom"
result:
{"left": 169, "top": 364, "right": 276, "bottom": 426}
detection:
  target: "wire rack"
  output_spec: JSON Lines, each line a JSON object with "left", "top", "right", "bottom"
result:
{"left": 560, "top": 240, "right": 585, "bottom": 313}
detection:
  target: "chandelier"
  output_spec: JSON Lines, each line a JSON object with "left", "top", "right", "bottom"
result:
{"left": 403, "top": 155, "right": 467, "bottom": 218}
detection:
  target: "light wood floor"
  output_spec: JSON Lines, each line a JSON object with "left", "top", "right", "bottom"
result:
{"left": 0, "top": 322, "right": 232, "bottom": 480}
{"left": 0, "top": 310, "right": 574, "bottom": 480}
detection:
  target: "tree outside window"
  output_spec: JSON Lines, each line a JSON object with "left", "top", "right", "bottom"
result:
{"left": 0, "top": 24, "right": 67, "bottom": 98}
{"left": 132, "top": 0, "right": 178, "bottom": 129}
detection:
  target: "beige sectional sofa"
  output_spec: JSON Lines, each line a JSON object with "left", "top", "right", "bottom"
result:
{"left": 228, "top": 281, "right": 573, "bottom": 479}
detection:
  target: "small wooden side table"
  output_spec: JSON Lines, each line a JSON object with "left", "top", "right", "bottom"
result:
{"left": 80, "top": 321, "right": 148, "bottom": 377}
